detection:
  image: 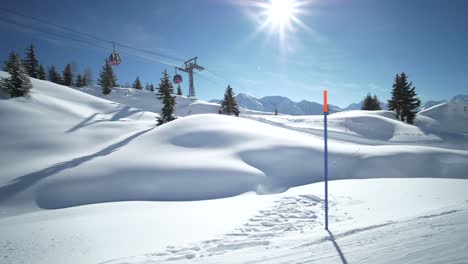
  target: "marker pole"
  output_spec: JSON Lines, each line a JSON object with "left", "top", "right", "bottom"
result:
{"left": 324, "top": 90, "right": 329, "bottom": 231}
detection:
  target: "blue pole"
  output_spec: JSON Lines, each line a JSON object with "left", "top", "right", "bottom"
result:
{"left": 324, "top": 111, "right": 328, "bottom": 230}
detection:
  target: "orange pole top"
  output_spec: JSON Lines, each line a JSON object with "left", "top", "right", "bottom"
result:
{"left": 323, "top": 90, "right": 328, "bottom": 112}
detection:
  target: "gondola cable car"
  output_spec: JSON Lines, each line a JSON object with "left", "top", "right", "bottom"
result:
{"left": 173, "top": 67, "right": 183, "bottom": 84}
{"left": 108, "top": 42, "right": 121, "bottom": 66}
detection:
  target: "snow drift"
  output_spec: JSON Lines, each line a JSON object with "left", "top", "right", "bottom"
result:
{"left": 1, "top": 71, "right": 468, "bottom": 213}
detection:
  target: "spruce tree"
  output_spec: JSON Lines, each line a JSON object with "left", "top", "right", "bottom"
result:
{"left": 83, "top": 67, "right": 93, "bottom": 86}
{"left": 3, "top": 51, "right": 20, "bottom": 74}
{"left": 38, "top": 64, "right": 46, "bottom": 80}
{"left": 388, "top": 72, "right": 420, "bottom": 123}
{"left": 221, "top": 85, "right": 238, "bottom": 114}
{"left": 62, "top": 64, "right": 74, "bottom": 87}
{"left": 48, "top": 65, "right": 62, "bottom": 84}
{"left": 401, "top": 82, "right": 420, "bottom": 124}
{"left": 361, "top": 93, "right": 373, "bottom": 110}
{"left": 23, "top": 44, "right": 40, "bottom": 78}
{"left": 176, "top": 84, "right": 182, "bottom": 96}
{"left": 75, "top": 74, "right": 84, "bottom": 87}
{"left": 133, "top": 76, "right": 143, "bottom": 90}
{"left": 98, "top": 59, "right": 117, "bottom": 95}
{"left": 156, "top": 69, "right": 176, "bottom": 125}
{"left": 372, "top": 94, "right": 382, "bottom": 110}
{"left": 0, "top": 54, "right": 32, "bottom": 97}
{"left": 361, "top": 93, "right": 381, "bottom": 110}
{"left": 149, "top": 83, "right": 155, "bottom": 92}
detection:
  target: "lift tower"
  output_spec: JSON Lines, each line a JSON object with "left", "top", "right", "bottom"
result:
{"left": 177, "top": 57, "right": 204, "bottom": 98}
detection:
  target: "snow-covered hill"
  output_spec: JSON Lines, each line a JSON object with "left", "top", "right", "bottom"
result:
{"left": 1, "top": 72, "right": 468, "bottom": 264}
{"left": 76, "top": 86, "right": 274, "bottom": 116}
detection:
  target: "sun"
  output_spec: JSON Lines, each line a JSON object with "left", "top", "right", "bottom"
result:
{"left": 255, "top": 0, "right": 310, "bottom": 38}
{"left": 266, "top": 0, "right": 296, "bottom": 28}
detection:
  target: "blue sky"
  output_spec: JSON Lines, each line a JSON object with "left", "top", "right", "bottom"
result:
{"left": 1, "top": 0, "right": 467, "bottom": 107}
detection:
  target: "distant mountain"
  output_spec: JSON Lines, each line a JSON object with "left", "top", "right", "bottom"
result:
{"left": 419, "top": 100, "right": 448, "bottom": 111}
{"left": 210, "top": 93, "right": 341, "bottom": 115}
{"left": 210, "top": 93, "right": 467, "bottom": 115}
{"left": 451, "top": 94, "right": 468, "bottom": 102}
{"left": 417, "top": 95, "right": 467, "bottom": 112}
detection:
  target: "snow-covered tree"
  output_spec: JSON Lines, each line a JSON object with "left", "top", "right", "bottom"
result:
{"left": 48, "top": 65, "right": 62, "bottom": 84}
{"left": 133, "top": 76, "right": 143, "bottom": 90}
{"left": 38, "top": 64, "right": 46, "bottom": 80}
{"left": 157, "top": 70, "right": 176, "bottom": 125}
{"left": 176, "top": 84, "right": 182, "bottom": 96}
{"left": 3, "top": 51, "right": 20, "bottom": 74}
{"left": 221, "top": 85, "right": 238, "bottom": 114}
{"left": 62, "top": 64, "right": 74, "bottom": 87}
{"left": 98, "top": 59, "right": 117, "bottom": 95}
{"left": 0, "top": 53, "right": 32, "bottom": 97}
{"left": 23, "top": 44, "right": 40, "bottom": 78}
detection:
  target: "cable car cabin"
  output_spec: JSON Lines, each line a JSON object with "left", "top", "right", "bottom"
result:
{"left": 173, "top": 74, "right": 183, "bottom": 84}
{"left": 108, "top": 52, "right": 121, "bottom": 66}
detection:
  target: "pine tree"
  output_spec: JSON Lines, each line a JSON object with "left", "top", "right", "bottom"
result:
{"left": 23, "top": 44, "right": 40, "bottom": 78}
{"left": 275, "top": 104, "right": 278, "bottom": 115}
{"left": 38, "top": 64, "right": 46, "bottom": 80}
{"left": 0, "top": 54, "right": 32, "bottom": 97}
{"left": 62, "top": 64, "right": 74, "bottom": 87}
{"left": 83, "top": 67, "right": 93, "bottom": 86}
{"left": 361, "top": 93, "right": 381, "bottom": 110}
{"left": 4, "top": 51, "right": 20, "bottom": 74}
{"left": 75, "top": 74, "right": 84, "bottom": 87}
{"left": 388, "top": 72, "right": 420, "bottom": 123}
{"left": 361, "top": 93, "right": 373, "bottom": 110}
{"left": 371, "top": 94, "right": 382, "bottom": 110}
{"left": 48, "top": 65, "right": 62, "bottom": 84}
{"left": 133, "top": 76, "right": 143, "bottom": 90}
{"left": 176, "top": 84, "right": 182, "bottom": 95}
{"left": 221, "top": 85, "right": 238, "bottom": 114}
{"left": 156, "top": 69, "right": 176, "bottom": 125}
{"left": 149, "top": 83, "right": 155, "bottom": 92}
{"left": 98, "top": 59, "right": 117, "bottom": 95}
{"left": 401, "top": 83, "right": 421, "bottom": 124}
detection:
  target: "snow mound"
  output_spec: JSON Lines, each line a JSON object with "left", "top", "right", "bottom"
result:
{"left": 417, "top": 101, "right": 468, "bottom": 135}
{"left": 1, "top": 72, "right": 467, "bottom": 213}
{"left": 247, "top": 110, "right": 443, "bottom": 144}
{"left": 75, "top": 85, "right": 221, "bottom": 116}
{"left": 31, "top": 114, "right": 468, "bottom": 209}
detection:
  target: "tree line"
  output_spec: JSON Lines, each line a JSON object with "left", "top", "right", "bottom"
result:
{"left": 1, "top": 44, "right": 420, "bottom": 125}
{"left": 360, "top": 72, "right": 420, "bottom": 124}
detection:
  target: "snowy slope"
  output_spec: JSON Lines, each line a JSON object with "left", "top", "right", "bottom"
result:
{"left": 75, "top": 85, "right": 222, "bottom": 117}
{"left": 3, "top": 179, "right": 467, "bottom": 264}
{"left": 417, "top": 101, "right": 468, "bottom": 135}
{"left": 76, "top": 86, "right": 274, "bottom": 116}
{"left": 101, "top": 179, "right": 468, "bottom": 264}
{"left": 1, "top": 72, "right": 468, "bottom": 264}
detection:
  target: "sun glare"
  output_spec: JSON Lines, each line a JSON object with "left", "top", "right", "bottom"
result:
{"left": 267, "top": 0, "right": 295, "bottom": 28}
{"left": 253, "top": 0, "right": 310, "bottom": 40}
